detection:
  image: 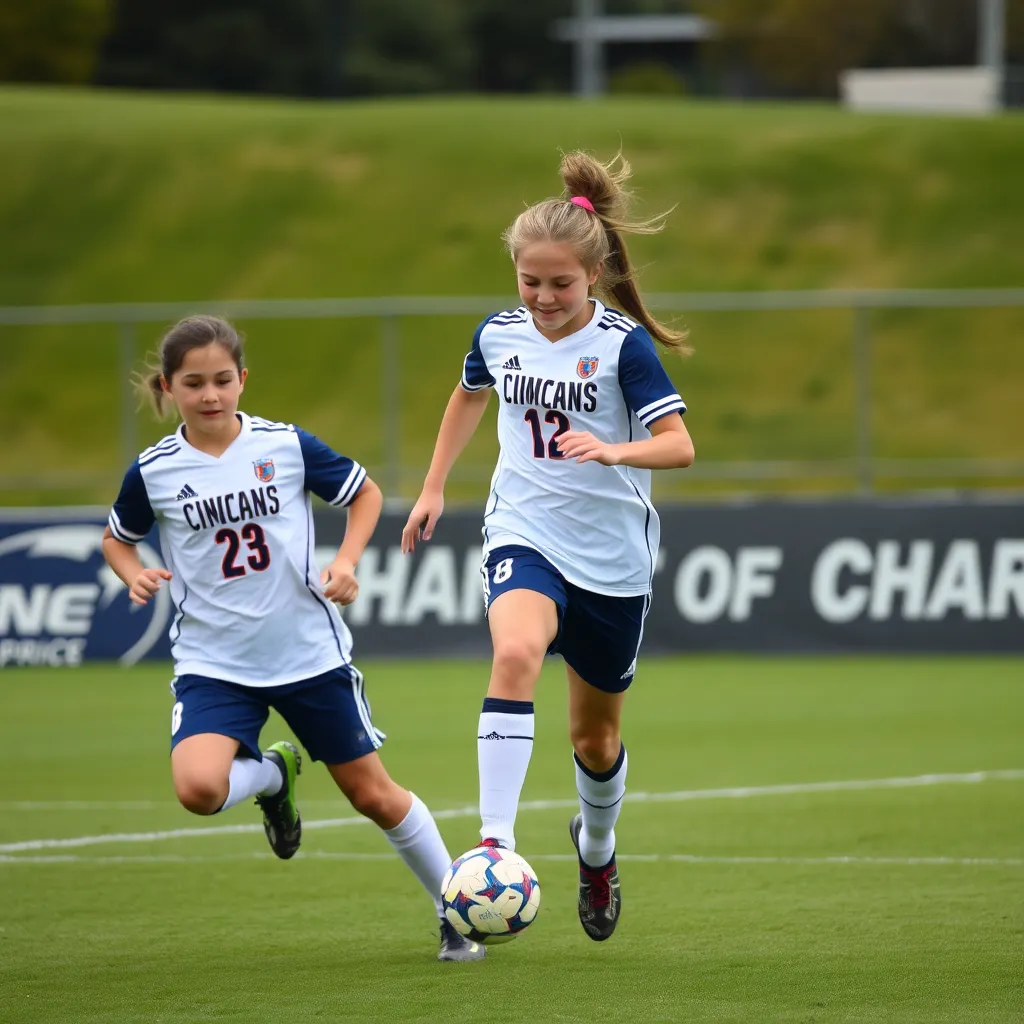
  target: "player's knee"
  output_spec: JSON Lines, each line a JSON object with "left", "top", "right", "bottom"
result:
{"left": 344, "top": 779, "right": 396, "bottom": 825}
{"left": 571, "top": 728, "right": 621, "bottom": 774}
{"left": 491, "top": 636, "right": 545, "bottom": 683}
{"left": 175, "top": 777, "right": 227, "bottom": 815}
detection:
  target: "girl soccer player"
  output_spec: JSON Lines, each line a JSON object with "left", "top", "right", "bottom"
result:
{"left": 402, "top": 152, "right": 694, "bottom": 942}
{"left": 103, "top": 315, "right": 484, "bottom": 962}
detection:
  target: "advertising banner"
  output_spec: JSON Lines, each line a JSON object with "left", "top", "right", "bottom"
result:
{"left": 312, "top": 498, "right": 1024, "bottom": 655}
{"left": 1, "top": 498, "right": 1021, "bottom": 666}
{"left": 0, "top": 512, "right": 173, "bottom": 667}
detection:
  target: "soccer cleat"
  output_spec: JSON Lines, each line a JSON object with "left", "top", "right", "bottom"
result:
{"left": 477, "top": 836, "right": 509, "bottom": 850}
{"left": 438, "top": 919, "right": 487, "bottom": 962}
{"left": 256, "top": 741, "right": 302, "bottom": 859}
{"left": 568, "top": 813, "right": 621, "bottom": 942}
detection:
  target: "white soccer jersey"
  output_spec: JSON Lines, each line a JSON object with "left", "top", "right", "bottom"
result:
{"left": 462, "top": 299, "right": 686, "bottom": 597}
{"left": 108, "top": 412, "right": 366, "bottom": 686}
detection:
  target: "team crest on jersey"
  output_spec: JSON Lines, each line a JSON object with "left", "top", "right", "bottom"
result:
{"left": 577, "top": 356, "right": 599, "bottom": 379}
{"left": 253, "top": 458, "right": 275, "bottom": 483}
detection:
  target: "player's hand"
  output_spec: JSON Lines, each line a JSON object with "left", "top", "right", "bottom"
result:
{"left": 129, "top": 568, "right": 172, "bottom": 606}
{"left": 322, "top": 557, "right": 359, "bottom": 606}
{"left": 401, "top": 489, "right": 444, "bottom": 553}
{"left": 556, "top": 430, "right": 622, "bottom": 466}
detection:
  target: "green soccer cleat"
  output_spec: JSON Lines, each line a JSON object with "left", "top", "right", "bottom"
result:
{"left": 256, "top": 741, "right": 302, "bottom": 859}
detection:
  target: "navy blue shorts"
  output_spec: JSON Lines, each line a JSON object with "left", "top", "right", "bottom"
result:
{"left": 169, "top": 665, "right": 385, "bottom": 765}
{"left": 482, "top": 545, "right": 650, "bottom": 693}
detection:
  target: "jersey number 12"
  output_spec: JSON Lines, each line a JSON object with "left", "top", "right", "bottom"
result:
{"left": 524, "top": 408, "right": 570, "bottom": 460}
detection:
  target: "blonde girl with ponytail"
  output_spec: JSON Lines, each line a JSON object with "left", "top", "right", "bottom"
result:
{"left": 402, "top": 152, "right": 694, "bottom": 943}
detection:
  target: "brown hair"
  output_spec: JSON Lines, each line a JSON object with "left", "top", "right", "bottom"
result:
{"left": 502, "top": 151, "right": 690, "bottom": 354}
{"left": 134, "top": 315, "right": 245, "bottom": 418}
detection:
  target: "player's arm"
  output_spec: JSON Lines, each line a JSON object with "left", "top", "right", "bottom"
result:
{"left": 401, "top": 384, "right": 491, "bottom": 552}
{"left": 558, "top": 413, "right": 694, "bottom": 469}
{"left": 558, "top": 326, "right": 694, "bottom": 470}
{"left": 101, "top": 527, "right": 172, "bottom": 607}
{"left": 297, "top": 427, "right": 381, "bottom": 607}
{"left": 322, "top": 476, "right": 383, "bottom": 606}
{"left": 104, "top": 461, "right": 169, "bottom": 606}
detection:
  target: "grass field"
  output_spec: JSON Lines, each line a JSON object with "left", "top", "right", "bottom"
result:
{"left": 1, "top": 657, "right": 1022, "bottom": 1023}
{"left": 1, "top": 88, "right": 1023, "bottom": 504}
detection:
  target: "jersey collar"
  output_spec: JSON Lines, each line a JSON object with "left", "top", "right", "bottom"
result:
{"left": 177, "top": 411, "right": 251, "bottom": 459}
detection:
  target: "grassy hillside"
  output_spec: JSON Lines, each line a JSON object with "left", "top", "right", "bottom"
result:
{"left": 0, "top": 88, "right": 1022, "bottom": 504}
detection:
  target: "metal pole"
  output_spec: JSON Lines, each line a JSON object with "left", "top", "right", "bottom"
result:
{"left": 380, "top": 315, "right": 401, "bottom": 498}
{"left": 324, "top": 0, "right": 346, "bottom": 97}
{"left": 978, "top": 0, "right": 1005, "bottom": 73}
{"left": 852, "top": 306, "right": 873, "bottom": 496}
{"left": 119, "top": 322, "right": 137, "bottom": 469}
{"left": 575, "top": 0, "right": 603, "bottom": 98}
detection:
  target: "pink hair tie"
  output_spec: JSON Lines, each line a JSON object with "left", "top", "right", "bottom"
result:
{"left": 570, "top": 196, "right": 595, "bottom": 213}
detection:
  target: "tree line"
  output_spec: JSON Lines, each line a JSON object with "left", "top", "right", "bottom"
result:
{"left": 1, "top": 0, "right": 1021, "bottom": 97}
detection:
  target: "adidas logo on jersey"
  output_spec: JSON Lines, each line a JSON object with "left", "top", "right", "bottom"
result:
{"left": 175, "top": 484, "right": 199, "bottom": 501}
{"left": 501, "top": 354, "right": 522, "bottom": 371}
{"left": 479, "top": 730, "right": 506, "bottom": 740}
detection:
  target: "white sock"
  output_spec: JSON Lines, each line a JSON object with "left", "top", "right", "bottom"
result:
{"left": 218, "top": 755, "right": 282, "bottom": 812}
{"left": 478, "top": 697, "right": 535, "bottom": 851}
{"left": 384, "top": 793, "right": 452, "bottom": 916}
{"left": 575, "top": 744, "right": 627, "bottom": 867}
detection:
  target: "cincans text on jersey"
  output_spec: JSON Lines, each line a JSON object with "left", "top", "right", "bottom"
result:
{"left": 182, "top": 485, "right": 281, "bottom": 533}
{"left": 503, "top": 373, "right": 598, "bottom": 413}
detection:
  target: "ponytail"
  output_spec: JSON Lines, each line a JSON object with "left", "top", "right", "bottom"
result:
{"left": 503, "top": 151, "right": 691, "bottom": 354}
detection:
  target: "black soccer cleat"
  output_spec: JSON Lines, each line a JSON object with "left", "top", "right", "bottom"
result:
{"left": 438, "top": 919, "right": 486, "bottom": 962}
{"left": 256, "top": 741, "right": 302, "bottom": 859}
{"left": 568, "top": 813, "right": 621, "bottom": 942}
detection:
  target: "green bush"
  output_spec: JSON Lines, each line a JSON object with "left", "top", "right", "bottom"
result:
{"left": 608, "top": 61, "right": 687, "bottom": 96}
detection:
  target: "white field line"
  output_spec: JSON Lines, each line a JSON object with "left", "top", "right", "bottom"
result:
{"left": 1, "top": 769, "right": 1022, "bottom": 856}
{"left": 6, "top": 769, "right": 1023, "bottom": 814}
{"left": 1, "top": 850, "right": 1020, "bottom": 868}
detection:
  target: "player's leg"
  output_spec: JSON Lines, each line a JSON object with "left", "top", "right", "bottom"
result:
{"left": 326, "top": 753, "right": 445, "bottom": 894}
{"left": 326, "top": 752, "right": 485, "bottom": 962}
{"left": 478, "top": 546, "right": 564, "bottom": 851}
{"left": 560, "top": 590, "right": 648, "bottom": 941}
{"left": 171, "top": 733, "right": 241, "bottom": 813}
{"left": 565, "top": 667, "right": 627, "bottom": 942}
{"left": 273, "top": 666, "right": 483, "bottom": 961}
{"left": 567, "top": 666, "right": 627, "bottom": 869}
{"left": 169, "top": 676, "right": 284, "bottom": 826}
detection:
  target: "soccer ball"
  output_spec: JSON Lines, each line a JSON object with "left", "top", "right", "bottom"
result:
{"left": 441, "top": 846, "right": 541, "bottom": 944}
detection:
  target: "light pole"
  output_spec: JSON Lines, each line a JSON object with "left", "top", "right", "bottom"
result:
{"left": 574, "top": 0, "right": 603, "bottom": 98}
{"left": 978, "top": 0, "right": 1005, "bottom": 75}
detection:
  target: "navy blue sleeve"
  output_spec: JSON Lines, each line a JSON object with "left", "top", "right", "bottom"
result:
{"left": 618, "top": 327, "right": 687, "bottom": 428}
{"left": 296, "top": 428, "right": 367, "bottom": 507}
{"left": 108, "top": 461, "right": 155, "bottom": 544}
{"left": 461, "top": 317, "right": 497, "bottom": 391}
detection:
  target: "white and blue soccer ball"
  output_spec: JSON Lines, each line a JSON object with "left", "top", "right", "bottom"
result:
{"left": 441, "top": 846, "right": 541, "bottom": 944}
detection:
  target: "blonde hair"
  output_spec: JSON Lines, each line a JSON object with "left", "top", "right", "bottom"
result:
{"left": 502, "top": 151, "right": 690, "bottom": 354}
{"left": 133, "top": 315, "right": 245, "bottom": 418}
